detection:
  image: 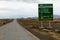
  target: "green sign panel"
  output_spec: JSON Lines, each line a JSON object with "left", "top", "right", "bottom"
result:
{"left": 38, "top": 4, "right": 53, "bottom": 21}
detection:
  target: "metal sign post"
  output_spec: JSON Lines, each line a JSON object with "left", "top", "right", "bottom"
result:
{"left": 40, "top": 17, "right": 44, "bottom": 28}
{"left": 49, "top": 21, "right": 51, "bottom": 27}
{"left": 48, "top": 21, "right": 52, "bottom": 28}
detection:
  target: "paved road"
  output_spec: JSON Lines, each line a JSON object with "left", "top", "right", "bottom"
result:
{"left": 0, "top": 20, "right": 40, "bottom": 40}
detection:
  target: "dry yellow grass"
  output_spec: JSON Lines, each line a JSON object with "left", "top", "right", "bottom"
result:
{"left": 0, "top": 19, "right": 14, "bottom": 26}
{"left": 17, "top": 18, "right": 60, "bottom": 40}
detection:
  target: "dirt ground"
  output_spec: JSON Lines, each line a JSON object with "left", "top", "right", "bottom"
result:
{"left": 0, "top": 19, "right": 14, "bottom": 26}
{"left": 17, "top": 18, "right": 60, "bottom": 40}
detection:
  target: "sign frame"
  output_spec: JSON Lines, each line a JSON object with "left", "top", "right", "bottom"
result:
{"left": 38, "top": 4, "right": 53, "bottom": 21}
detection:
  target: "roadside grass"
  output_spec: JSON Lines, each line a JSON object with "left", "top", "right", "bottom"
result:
{"left": 17, "top": 18, "right": 60, "bottom": 40}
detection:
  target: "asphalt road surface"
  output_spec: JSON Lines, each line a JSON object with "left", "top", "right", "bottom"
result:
{"left": 0, "top": 20, "right": 40, "bottom": 40}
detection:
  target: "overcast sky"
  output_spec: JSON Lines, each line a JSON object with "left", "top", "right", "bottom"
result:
{"left": 0, "top": 0, "right": 60, "bottom": 18}
{"left": 38, "top": 0, "right": 60, "bottom": 15}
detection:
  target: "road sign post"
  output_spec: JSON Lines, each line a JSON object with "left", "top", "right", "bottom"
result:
{"left": 38, "top": 4, "right": 53, "bottom": 29}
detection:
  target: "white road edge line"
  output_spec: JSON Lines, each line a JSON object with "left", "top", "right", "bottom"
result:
{"left": 0, "top": 21, "right": 13, "bottom": 29}
{"left": 19, "top": 25, "right": 40, "bottom": 40}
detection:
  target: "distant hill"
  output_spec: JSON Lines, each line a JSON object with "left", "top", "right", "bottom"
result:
{"left": 54, "top": 15, "right": 60, "bottom": 18}
{"left": 31, "top": 15, "right": 60, "bottom": 19}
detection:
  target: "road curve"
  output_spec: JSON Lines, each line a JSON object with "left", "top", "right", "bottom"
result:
{"left": 0, "top": 20, "right": 40, "bottom": 40}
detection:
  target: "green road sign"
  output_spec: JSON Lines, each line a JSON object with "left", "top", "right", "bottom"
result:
{"left": 38, "top": 4, "right": 53, "bottom": 21}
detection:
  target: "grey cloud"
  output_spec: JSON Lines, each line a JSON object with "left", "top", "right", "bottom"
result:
{"left": 22, "top": 0, "right": 38, "bottom": 3}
